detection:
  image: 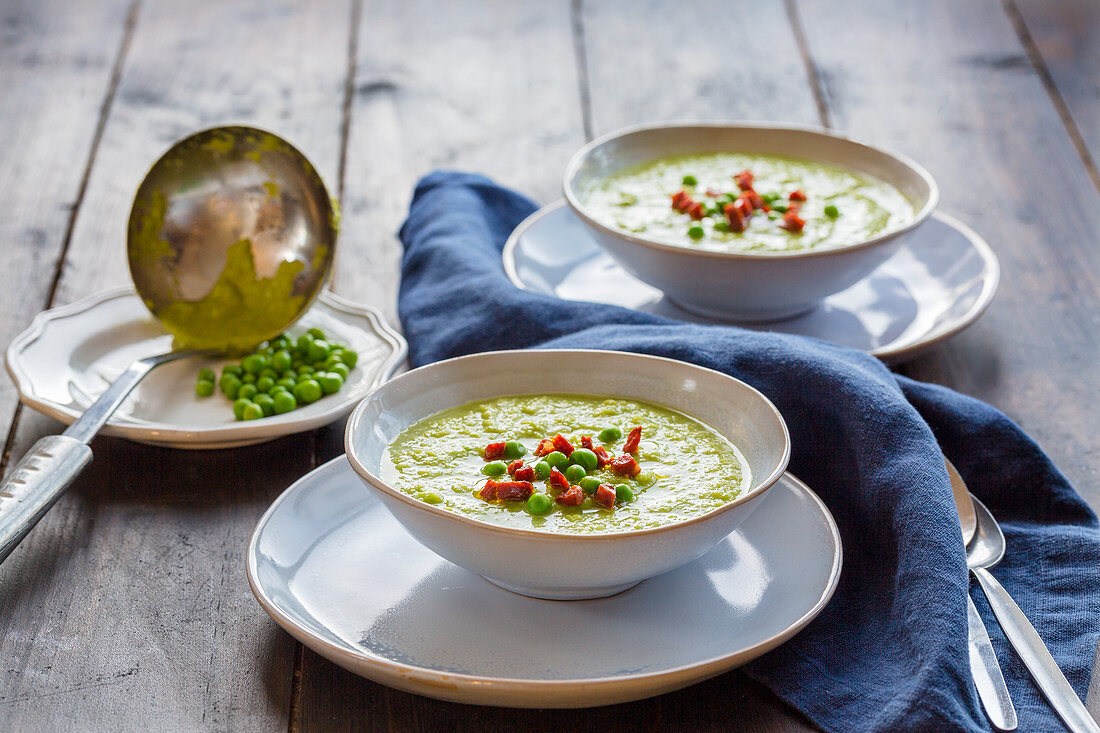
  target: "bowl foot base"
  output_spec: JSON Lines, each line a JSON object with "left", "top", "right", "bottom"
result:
{"left": 482, "top": 576, "right": 643, "bottom": 600}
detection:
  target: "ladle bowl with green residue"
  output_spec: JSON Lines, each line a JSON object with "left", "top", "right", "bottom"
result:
{"left": 129, "top": 125, "right": 337, "bottom": 353}
{"left": 0, "top": 126, "right": 338, "bottom": 565}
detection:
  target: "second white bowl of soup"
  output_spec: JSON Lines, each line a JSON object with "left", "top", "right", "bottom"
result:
{"left": 563, "top": 122, "right": 938, "bottom": 322}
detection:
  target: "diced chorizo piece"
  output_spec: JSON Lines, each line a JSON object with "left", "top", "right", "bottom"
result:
{"left": 744, "top": 189, "right": 768, "bottom": 211}
{"left": 788, "top": 189, "right": 807, "bottom": 202}
{"left": 555, "top": 485, "right": 585, "bottom": 506}
{"left": 548, "top": 466, "right": 570, "bottom": 490}
{"left": 513, "top": 466, "right": 535, "bottom": 482}
{"left": 479, "top": 479, "right": 499, "bottom": 500}
{"left": 735, "top": 197, "right": 754, "bottom": 219}
{"left": 779, "top": 210, "right": 806, "bottom": 233}
{"left": 623, "top": 427, "right": 642, "bottom": 454}
{"left": 506, "top": 459, "right": 524, "bottom": 476}
{"left": 724, "top": 203, "right": 748, "bottom": 233}
{"left": 483, "top": 442, "right": 506, "bottom": 461}
{"left": 687, "top": 201, "right": 705, "bottom": 220}
{"left": 609, "top": 454, "right": 641, "bottom": 477}
{"left": 594, "top": 484, "right": 617, "bottom": 509}
{"left": 533, "top": 438, "right": 555, "bottom": 457}
{"left": 593, "top": 445, "right": 612, "bottom": 468}
{"left": 493, "top": 481, "right": 534, "bottom": 501}
{"left": 552, "top": 433, "right": 575, "bottom": 456}
{"left": 482, "top": 479, "right": 534, "bottom": 501}
{"left": 580, "top": 435, "right": 594, "bottom": 450}
{"left": 735, "top": 170, "right": 755, "bottom": 191}
{"left": 671, "top": 190, "right": 692, "bottom": 210}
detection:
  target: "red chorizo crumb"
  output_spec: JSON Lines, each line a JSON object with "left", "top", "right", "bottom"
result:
{"left": 594, "top": 484, "right": 617, "bottom": 509}
{"left": 480, "top": 480, "right": 534, "bottom": 501}
{"left": 609, "top": 454, "right": 641, "bottom": 477}
{"left": 483, "top": 442, "right": 506, "bottom": 461}
{"left": 555, "top": 485, "right": 584, "bottom": 506}
{"left": 623, "top": 427, "right": 642, "bottom": 454}
{"left": 552, "top": 433, "right": 574, "bottom": 457}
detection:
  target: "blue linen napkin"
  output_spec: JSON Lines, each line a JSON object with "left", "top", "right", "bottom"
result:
{"left": 396, "top": 171, "right": 1100, "bottom": 732}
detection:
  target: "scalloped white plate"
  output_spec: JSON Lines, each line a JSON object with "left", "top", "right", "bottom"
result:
{"left": 246, "top": 456, "right": 842, "bottom": 708}
{"left": 5, "top": 287, "right": 406, "bottom": 449}
{"left": 503, "top": 202, "right": 999, "bottom": 363}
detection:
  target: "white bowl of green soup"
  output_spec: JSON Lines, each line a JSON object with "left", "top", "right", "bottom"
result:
{"left": 563, "top": 122, "right": 938, "bottom": 322}
{"left": 345, "top": 349, "right": 790, "bottom": 600}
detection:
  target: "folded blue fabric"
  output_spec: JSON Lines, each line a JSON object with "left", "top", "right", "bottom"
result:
{"left": 397, "top": 171, "right": 1100, "bottom": 731}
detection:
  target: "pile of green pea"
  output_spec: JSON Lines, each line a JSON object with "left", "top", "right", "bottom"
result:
{"left": 195, "top": 328, "right": 358, "bottom": 421}
{"left": 479, "top": 427, "right": 641, "bottom": 515}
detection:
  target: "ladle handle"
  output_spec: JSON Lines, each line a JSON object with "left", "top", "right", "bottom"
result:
{"left": 973, "top": 567, "right": 1100, "bottom": 733}
{"left": 0, "top": 350, "right": 199, "bottom": 564}
{"left": 0, "top": 435, "right": 92, "bottom": 563}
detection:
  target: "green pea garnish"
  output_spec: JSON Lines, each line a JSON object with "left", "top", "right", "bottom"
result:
{"left": 481, "top": 461, "right": 507, "bottom": 477}
{"left": 526, "top": 493, "right": 553, "bottom": 515}
{"left": 824, "top": 204, "right": 840, "bottom": 218}
{"left": 503, "top": 440, "right": 527, "bottom": 460}
{"left": 545, "top": 451, "right": 568, "bottom": 469}
{"left": 564, "top": 464, "right": 587, "bottom": 484}
{"left": 598, "top": 427, "right": 622, "bottom": 443}
{"left": 579, "top": 476, "right": 601, "bottom": 494}
{"left": 569, "top": 448, "right": 598, "bottom": 473}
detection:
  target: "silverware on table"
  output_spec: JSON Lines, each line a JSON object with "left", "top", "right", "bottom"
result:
{"left": 969, "top": 494, "right": 1100, "bottom": 733}
{"left": 947, "top": 458, "right": 1017, "bottom": 730}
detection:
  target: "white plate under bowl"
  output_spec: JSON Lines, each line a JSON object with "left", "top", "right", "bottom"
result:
{"left": 5, "top": 287, "right": 407, "bottom": 449}
{"left": 246, "top": 455, "right": 842, "bottom": 708}
{"left": 504, "top": 202, "right": 999, "bottom": 363}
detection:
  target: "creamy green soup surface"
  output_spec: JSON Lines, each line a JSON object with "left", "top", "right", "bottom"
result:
{"left": 381, "top": 394, "right": 751, "bottom": 534}
{"left": 582, "top": 152, "right": 914, "bottom": 252}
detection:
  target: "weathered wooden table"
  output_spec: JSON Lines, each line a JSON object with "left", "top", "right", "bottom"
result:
{"left": 1, "top": 0, "right": 1097, "bottom": 729}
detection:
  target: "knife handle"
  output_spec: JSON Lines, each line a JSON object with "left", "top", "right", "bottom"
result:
{"left": 974, "top": 567, "right": 1100, "bottom": 733}
{"left": 968, "top": 594, "right": 1018, "bottom": 730}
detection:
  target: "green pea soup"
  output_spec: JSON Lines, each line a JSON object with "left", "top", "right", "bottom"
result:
{"left": 381, "top": 394, "right": 751, "bottom": 534}
{"left": 582, "top": 152, "right": 914, "bottom": 252}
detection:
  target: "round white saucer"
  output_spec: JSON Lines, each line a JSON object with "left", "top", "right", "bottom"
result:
{"left": 503, "top": 202, "right": 999, "bottom": 363}
{"left": 5, "top": 287, "right": 407, "bottom": 449}
{"left": 246, "top": 456, "right": 842, "bottom": 708}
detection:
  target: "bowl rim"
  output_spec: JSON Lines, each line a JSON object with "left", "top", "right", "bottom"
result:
{"left": 344, "top": 348, "right": 791, "bottom": 543}
{"left": 562, "top": 120, "right": 940, "bottom": 261}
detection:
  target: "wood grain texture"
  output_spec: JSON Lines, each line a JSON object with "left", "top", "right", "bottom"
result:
{"left": 0, "top": 0, "right": 353, "bottom": 729}
{"left": 1013, "top": 0, "right": 1100, "bottom": 181}
{"left": 582, "top": 0, "right": 822, "bottom": 134}
{"left": 796, "top": 0, "right": 1100, "bottom": 500}
{"left": 331, "top": 0, "right": 587, "bottom": 325}
{"left": 0, "top": 0, "right": 131, "bottom": 441}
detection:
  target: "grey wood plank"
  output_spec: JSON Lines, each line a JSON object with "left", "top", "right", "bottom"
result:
{"left": 796, "top": 0, "right": 1100, "bottom": 502}
{"left": 583, "top": 0, "right": 822, "bottom": 135}
{"left": 0, "top": 0, "right": 354, "bottom": 729}
{"left": 331, "top": 0, "right": 588, "bottom": 325}
{"left": 0, "top": 0, "right": 132, "bottom": 442}
{"left": 1013, "top": 0, "right": 1100, "bottom": 182}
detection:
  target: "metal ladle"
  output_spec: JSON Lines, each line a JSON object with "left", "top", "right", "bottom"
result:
{"left": 0, "top": 126, "right": 337, "bottom": 564}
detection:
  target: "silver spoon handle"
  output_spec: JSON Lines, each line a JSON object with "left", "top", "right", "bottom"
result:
{"left": 0, "top": 350, "right": 198, "bottom": 564}
{"left": 968, "top": 594, "right": 1018, "bottom": 729}
{"left": 973, "top": 567, "right": 1100, "bottom": 733}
